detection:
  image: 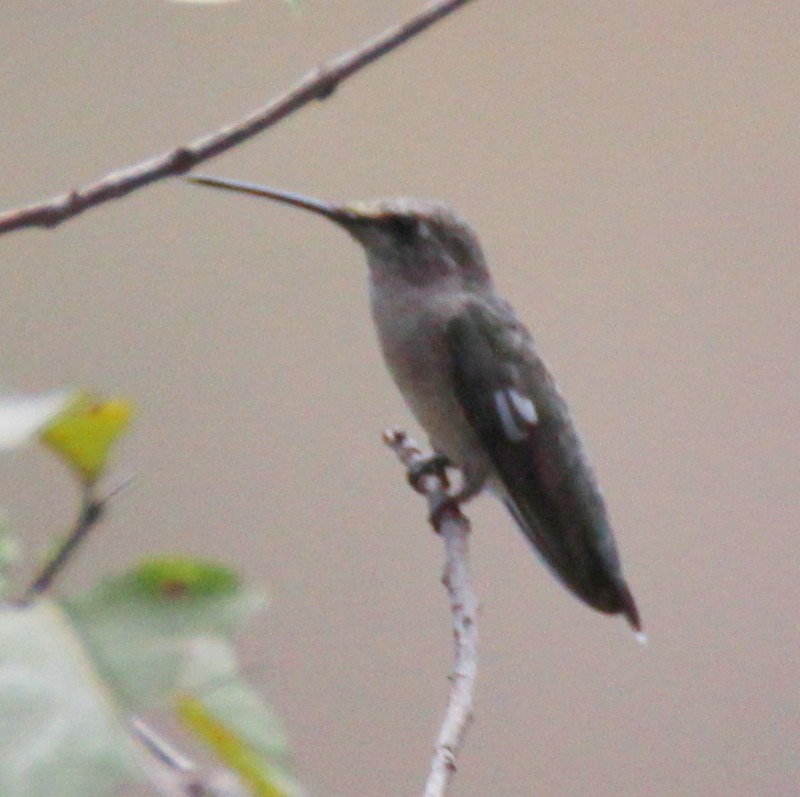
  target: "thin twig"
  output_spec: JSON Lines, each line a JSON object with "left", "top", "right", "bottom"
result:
{"left": 0, "top": 0, "right": 478, "bottom": 237}
{"left": 383, "top": 429, "right": 478, "bottom": 797}
{"left": 131, "top": 716, "right": 246, "bottom": 797}
{"left": 21, "top": 476, "right": 132, "bottom": 603}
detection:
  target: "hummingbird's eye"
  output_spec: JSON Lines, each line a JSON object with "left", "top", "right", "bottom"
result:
{"left": 386, "top": 215, "right": 419, "bottom": 243}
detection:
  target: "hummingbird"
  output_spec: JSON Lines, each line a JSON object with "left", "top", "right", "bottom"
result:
{"left": 189, "top": 175, "right": 642, "bottom": 633}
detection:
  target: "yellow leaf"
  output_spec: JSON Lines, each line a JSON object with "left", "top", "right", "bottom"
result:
{"left": 176, "top": 695, "right": 289, "bottom": 797}
{"left": 40, "top": 394, "right": 134, "bottom": 484}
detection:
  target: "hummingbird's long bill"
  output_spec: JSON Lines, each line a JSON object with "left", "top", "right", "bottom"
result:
{"left": 188, "top": 175, "right": 360, "bottom": 227}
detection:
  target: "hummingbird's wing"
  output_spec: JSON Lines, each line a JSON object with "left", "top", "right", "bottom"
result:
{"left": 446, "top": 300, "right": 640, "bottom": 630}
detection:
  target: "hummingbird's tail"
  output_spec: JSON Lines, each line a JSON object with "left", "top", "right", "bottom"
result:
{"left": 503, "top": 497, "right": 642, "bottom": 634}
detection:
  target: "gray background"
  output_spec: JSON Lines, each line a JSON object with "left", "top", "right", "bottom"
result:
{"left": 1, "top": 2, "right": 798, "bottom": 795}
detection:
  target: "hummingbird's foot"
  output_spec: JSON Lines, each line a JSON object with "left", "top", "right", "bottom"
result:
{"left": 425, "top": 463, "right": 487, "bottom": 529}
{"left": 407, "top": 453, "right": 451, "bottom": 493}
{"left": 428, "top": 492, "right": 462, "bottom": 531}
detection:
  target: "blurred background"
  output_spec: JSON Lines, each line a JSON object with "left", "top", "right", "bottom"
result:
{"left": 1, "top": 1, "right": 798, "bottom": 795}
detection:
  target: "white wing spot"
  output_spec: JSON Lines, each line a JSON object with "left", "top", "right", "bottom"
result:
{"left": 493, "top": 390, "right": 528, "bottom": 442}
{"left": 508, "top": 388, "right": 538, "bottom": 425}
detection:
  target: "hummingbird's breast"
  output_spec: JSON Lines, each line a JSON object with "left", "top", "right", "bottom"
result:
{"left": 368, "top": 279, "right": 490, "bottom": 481}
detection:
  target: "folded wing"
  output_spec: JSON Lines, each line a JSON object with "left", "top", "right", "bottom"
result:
{"left": 446, "top": 300, "right": 640, "bottom": 630}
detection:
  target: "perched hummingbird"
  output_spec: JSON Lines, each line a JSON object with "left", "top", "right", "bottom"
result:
{"left": 189, "top": 175, "right": 642, "bottom": 633}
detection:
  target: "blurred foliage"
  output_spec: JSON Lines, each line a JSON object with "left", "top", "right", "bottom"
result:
{"left": 0, "top": 389, "right": 299, "bottom": 797}
{"left": 0, "top": 552, "right": 296, "bottom": 797}
{"left": 0, "top": 390, "right": 75, "bottom": 450}
{"left": 63, "top": 559, "right": 266, "bottom": 711}
{"left": 134, "top": 555, "right": 239, "bottom": 598}
{"left": 40, "top": 394, "right": 133, "bottom": 485}
{"left": 0, "top": 600, "right": 143, "bottom": 797}
{"left": 0, "top": 390, "right": 132, "bottom": 485}
{"left": 0, "top": 516, "right": 18, "bottom": 597}
{"left": 178, "top": 690, "right": 299, "bottom": 797}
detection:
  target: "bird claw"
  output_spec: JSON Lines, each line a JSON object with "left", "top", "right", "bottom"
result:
{"left": 428, "top": 493, "right": 461, "bottom": 531}
{"left": 407, "top": 453, "right": 451, "bottom": 493}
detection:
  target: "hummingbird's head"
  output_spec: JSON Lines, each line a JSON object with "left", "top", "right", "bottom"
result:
{"left": 340, "top": 197, "right": 491, "bottom": 291}
{"left": 188, "top": 176, "right": 492, "bottom": 292}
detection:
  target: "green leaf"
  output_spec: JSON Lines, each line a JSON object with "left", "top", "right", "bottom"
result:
{"left": 0, "top": 600, "right": 144, "bottom": 797}
{"left": 134, "top": 556, "right": 239, "bottom": 598}
{"left": 63, "top": 558, "right": 266, "bottom": 711}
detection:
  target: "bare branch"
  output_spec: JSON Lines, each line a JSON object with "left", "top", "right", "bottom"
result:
{"left": 0, "top": 0, "right": 478, "bottom": 237}
{"left": 383, "top": 429, "right": 478, "bottom": 797}
{"left": 20, "top": 476, "right": 133, "bottom": 603}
